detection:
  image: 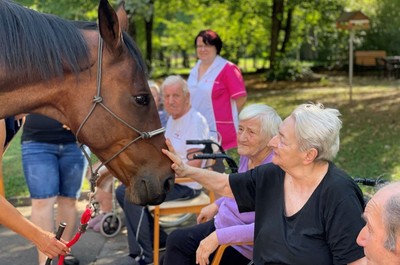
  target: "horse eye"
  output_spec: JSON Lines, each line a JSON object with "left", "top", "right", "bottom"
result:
{"left": 134, "top": 95, "right": 150, "bottom": 106}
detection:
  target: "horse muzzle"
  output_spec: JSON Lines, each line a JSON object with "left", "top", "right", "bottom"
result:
{"left": 126, "top": 174, "right": 175, "bottom": 205}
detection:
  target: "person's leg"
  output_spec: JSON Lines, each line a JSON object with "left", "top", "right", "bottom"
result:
{"left": 116, "top": 183, "right": 203, "bottom": 264}
{"left": 164, "top": 184, "right": 201, "bottom": 201}
{"left": 56, "top": 196, "right": 78, "bottom": 241}
{"left": 162, "top": 220, "right": 216, "bottom": 265}
{"left": 30, "top": 197, "right": 57, "bottom": 265}
{"left": 116, "top": 184, "right": 151, "bottom": 262}
{"left": 96, "top": 186, "right": 113, "bottom": 212}
{"left": 58, "top": 142, "right": 85, "bottom": 264}
{"left": 218, "top": 246, "right": 252, "bottom": 265}
{"left": 22, "top": 141, "right": 60, "bottom": 265}
{"left": 115, "top": 183, "right": 125, "bottom": 209}
{"left": 126, "top": 202, "right": 154, "bottom": 263}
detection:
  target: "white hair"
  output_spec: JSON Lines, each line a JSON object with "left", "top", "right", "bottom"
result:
{"left": 239, "top": 104, "right": 282, "bottom": 140}
{"left": 291, "top": 102, "right": 342, "bottom": 161}
{"left": 160, "top": 75, "right": 189, "bottom": 95}
{"left": 381, "top": 182, "right": 400, "bottom": 251}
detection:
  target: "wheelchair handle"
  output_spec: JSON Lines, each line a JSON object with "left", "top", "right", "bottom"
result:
{"left": 354, "top": 177, "right": 387, "bottom": 187}
{"left": 193, "top": 153, "right": 238, "bottom": 173}
{"left": 186, "top": 139, "right": 225, "bottom": 154}
{"left": 186, "top": 139, "right": 215, "bottom": 145}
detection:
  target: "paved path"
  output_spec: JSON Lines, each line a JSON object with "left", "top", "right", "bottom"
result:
{"left": 0, "top": 198, "right": 194, "bottom": 264}
{"left": 0, "top": 200, "right": 129, "bottom": 265}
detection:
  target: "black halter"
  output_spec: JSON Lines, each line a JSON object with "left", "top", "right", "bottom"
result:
{"left": 75, "top": 36, "right": 165, "bottom": 193}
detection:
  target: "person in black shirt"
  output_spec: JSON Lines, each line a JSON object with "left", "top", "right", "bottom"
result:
{"left": 21, "top": 114, "right": 86, "bottom": 265}
{"left": 163, "top": 102, "right": 366, "bottom": 265}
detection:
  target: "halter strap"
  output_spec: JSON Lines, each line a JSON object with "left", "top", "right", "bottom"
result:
{"left": 75, "top": 35, "right": 165, "bottom": 194}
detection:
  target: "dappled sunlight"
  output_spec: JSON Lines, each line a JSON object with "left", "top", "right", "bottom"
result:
{"left": 245, "top": 74, "right": 400, "bottom": 181}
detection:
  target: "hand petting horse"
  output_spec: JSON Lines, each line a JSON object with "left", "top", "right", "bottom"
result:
{"left": 0, "top": 0, "right": 174, "bottom": 205}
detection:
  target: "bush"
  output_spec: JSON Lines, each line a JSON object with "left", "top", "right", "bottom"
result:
{"left": 267, "top": 60, "right": 314, "bottom": 81}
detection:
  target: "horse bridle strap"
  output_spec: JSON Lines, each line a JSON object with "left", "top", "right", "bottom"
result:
{"left": 76, "top": 35, "right": 165, "bottom": 192}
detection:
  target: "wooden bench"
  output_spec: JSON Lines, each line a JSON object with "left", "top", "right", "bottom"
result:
{"left": 355, "top": 50, "right": 386, "bottom": 67}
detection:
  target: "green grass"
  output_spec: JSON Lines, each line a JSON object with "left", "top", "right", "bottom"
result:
{"left": 244, "top": 75, "right": 400, "bottom": 182}
{"left": 3, "top": 74, "right": 400, "bottom": 199}
{"left": 2, "top": 131, "right": 28, "bottom": 198}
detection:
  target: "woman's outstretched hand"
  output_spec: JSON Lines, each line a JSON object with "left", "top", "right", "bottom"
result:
{"left": 162, "top": 138, "right": 188, "bottom": 178}
{"left": 35, "top": 230, "right": 70, "bottom": 259}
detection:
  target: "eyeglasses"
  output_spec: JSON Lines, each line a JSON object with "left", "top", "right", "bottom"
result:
{"left": 196, "top": 44, "right": 213, "bottom": 50}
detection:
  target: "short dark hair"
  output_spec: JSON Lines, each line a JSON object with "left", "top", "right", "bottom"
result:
{"left": 194, "top": 29, "right": 223, "bottom": 54}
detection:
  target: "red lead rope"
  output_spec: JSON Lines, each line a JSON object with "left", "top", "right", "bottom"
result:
{"left": 57, "top": 206, "right": 93, "bottom": 265}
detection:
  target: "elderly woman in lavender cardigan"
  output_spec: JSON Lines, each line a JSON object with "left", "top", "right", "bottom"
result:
{"left": 161, "top": 104, "right": 282, "bottom": 265}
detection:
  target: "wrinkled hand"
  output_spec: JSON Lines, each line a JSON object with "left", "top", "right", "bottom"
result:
{"left": 36, "top": 230, "right": 70, "bottom": 259}
{"left": 162, "top": 138, "right": 188, "bottom": 178}
{"left": 197, "top": 203, "right": 218, "bottom": 224}
{"left": 196, "top": 232, "right": 219, "bottom": 265}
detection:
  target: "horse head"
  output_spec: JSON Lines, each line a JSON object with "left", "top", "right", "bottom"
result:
{"left": 68, "top": 1, "right": 174, "bottom": 205}
{"left": 0, "top": 0, "right": 174, "bottom": 205}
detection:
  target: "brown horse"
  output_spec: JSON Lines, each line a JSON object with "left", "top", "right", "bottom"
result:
{"left": 0, "top": 0, "right": 174, "bottom": 205}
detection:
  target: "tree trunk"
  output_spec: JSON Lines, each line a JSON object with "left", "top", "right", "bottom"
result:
{"left": 280, "top": 6, "right": 293, "bottom": 54}
{"left": 270, "top": 0, "right": 284, "bottom": 72}
{"left": 144, "top": 0, "right": 154, "bottom": 72}
{"left": 182, "top": 50, "right": 189, "bottom": 68}
{"left": 128, "top": 18, "right": 137, "bottom": 42}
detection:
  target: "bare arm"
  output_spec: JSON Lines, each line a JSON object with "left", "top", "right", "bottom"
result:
{"left": 235, "top": 95, "right": 247, "bottom": 113}
{"left": 0, "top": 196, "right": 70, "bottom": 258}
{"left": 0, "top": 119, "right": 69, "bottom": 258}
{"left": 162, "top": 139, "right": 234, "bottom": 198}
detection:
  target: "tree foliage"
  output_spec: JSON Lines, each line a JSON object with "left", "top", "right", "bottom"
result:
{"left": 13, "top": 0, "right": 400, "bottom": 80}
{"left": 358, "top": 0, "right": 400, "bottom": 55}
{"left": 17, "top": 0, "right": 100, "bottom": 20}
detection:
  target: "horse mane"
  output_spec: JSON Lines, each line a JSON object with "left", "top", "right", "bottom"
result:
{"left": 0, "top": 0, "right": 90, "bottom": 81}
{"left": 73, "top": 21, "right": 148, "bottom": 76}
{"left": 122, "top": 31, "right": 148, "bottom": 76}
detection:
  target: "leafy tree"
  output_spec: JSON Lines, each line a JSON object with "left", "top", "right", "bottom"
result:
{"left": 16, "top": 0, "right": 100, "bottom": 20}
{"left": 359, "top": 0, "right": 400, "bottom": 55}
{"left": 125, "top": 0, "right": 156, "bottom": 71}
{"left": 16, "top": 0, "right": 397, "bottom": 81}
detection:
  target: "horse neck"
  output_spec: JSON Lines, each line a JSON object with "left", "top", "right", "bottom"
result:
{"left": 0, "top": 77, "right": 67, "bottom": 122}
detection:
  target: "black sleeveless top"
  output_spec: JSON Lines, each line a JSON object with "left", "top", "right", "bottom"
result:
{"left": 4, "top": 116, "right": 23, "bottom": 147}
{"left": 21, "top": 114, "right": 76, "bottom": 144}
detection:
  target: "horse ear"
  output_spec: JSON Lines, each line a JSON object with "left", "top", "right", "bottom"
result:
{"left": 98, "top": 0, "right": 123, "bottom": 53}
{"left": 116, "top": 1, "right": 129, "bottom": 31}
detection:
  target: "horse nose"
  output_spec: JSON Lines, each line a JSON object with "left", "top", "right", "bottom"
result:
{"left": 128, "top": 174, "right": 175, "bottom": 205}
{"left": 163, "top": 174, "right": 175, "bottom": 194}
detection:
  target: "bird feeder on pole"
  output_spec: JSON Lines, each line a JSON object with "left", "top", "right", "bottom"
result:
{"left": 336, "top": 11, "right": 370, "bottom": 104}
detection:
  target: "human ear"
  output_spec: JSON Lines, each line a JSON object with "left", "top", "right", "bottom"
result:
{"left": 304, "top": 148, "right": 318, "bottom": 163}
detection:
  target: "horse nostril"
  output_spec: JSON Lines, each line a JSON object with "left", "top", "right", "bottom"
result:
{"left": 163, "top": 175, "right": 174, "bottom": 193}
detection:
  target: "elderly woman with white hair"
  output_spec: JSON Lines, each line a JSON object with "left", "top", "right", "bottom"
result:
{"left": 161, "top": 104, "right": 282, "bottom": 265}
{"left": 163, "top": 102, "right": 366, "bottom": 265}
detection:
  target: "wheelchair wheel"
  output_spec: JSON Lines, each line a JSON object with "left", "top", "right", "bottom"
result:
{"left": 100, "top": 212, "right": 122, "bottom": 238}
{"left": 159, "top": 213, "right": 194, "bottom": 228}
